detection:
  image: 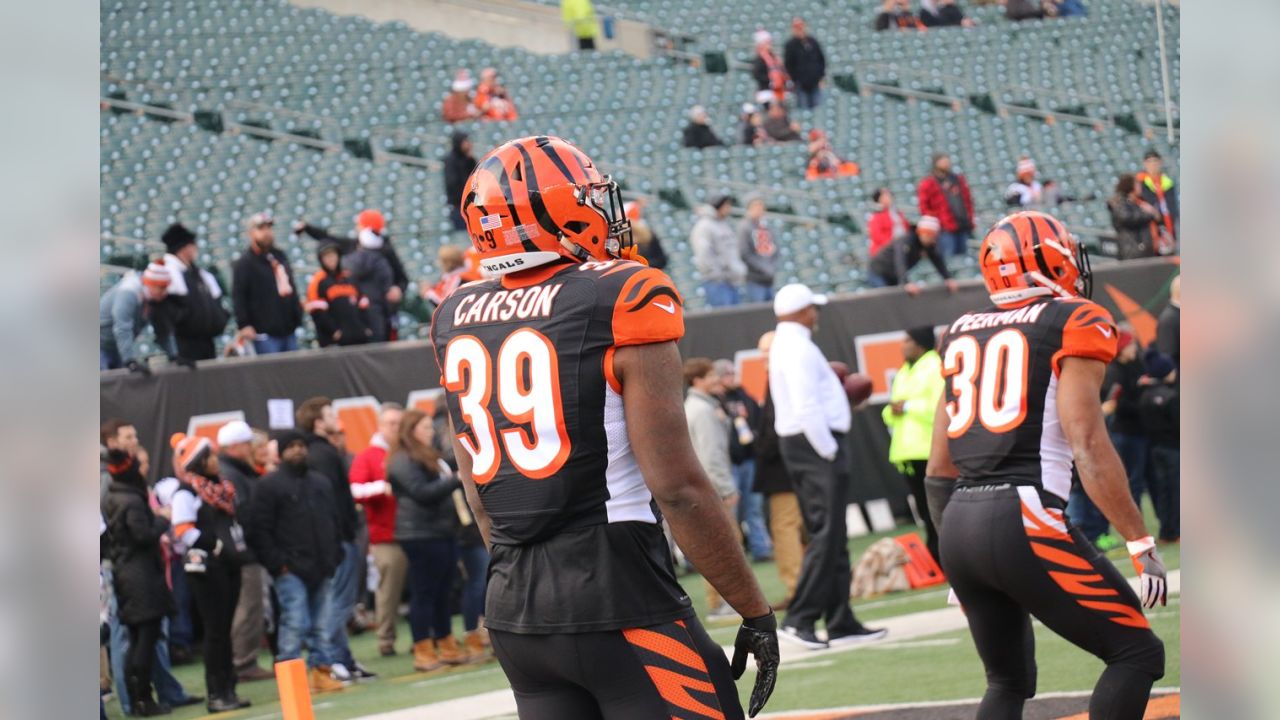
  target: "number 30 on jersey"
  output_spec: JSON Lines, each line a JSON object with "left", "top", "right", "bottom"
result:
{"left": 943, "top": 329, "right": 1030, "bottom": 437}
{"left": 443, "top": 329, "right": 572, "bottom": 484}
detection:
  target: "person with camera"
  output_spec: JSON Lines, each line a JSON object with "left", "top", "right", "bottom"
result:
{"left": 168, "top": 433, "right": 252, "bottom": 713}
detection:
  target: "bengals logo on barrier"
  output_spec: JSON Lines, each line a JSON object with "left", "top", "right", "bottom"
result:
{"left": 332, "top": 396, "right": 380, "bottom": 455}
{"left": 733, "top": 350, "right": 768, "bottom": 404}
{"left": 853, "top": 326, "right": 947, "bottom": 405}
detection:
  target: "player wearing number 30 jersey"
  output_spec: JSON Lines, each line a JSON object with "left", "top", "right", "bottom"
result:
{"left": 431, "top": 136, "right": 778, "bottom": 719}
{"left": 925, "top": 211, "right": 1166, "bottom": 720}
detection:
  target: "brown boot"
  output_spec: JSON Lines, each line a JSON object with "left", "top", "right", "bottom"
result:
{"left": 412, "top": 639, "right": 444, "bottom": 672}
{"left": 464, "top": 630, "right": 489, "bottom": 662}
{"left": 435, "top": 635, "right": 467, "bottom": 665}
{"left": 309, "top": 666, "right": 345, "bottom": 694}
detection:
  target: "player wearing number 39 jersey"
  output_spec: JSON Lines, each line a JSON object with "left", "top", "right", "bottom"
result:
{"left": 924, "top": 211, "right": 1166, "bottom": 720}
{"left": 431, "top": 136, "right": 778, "bottom": 719}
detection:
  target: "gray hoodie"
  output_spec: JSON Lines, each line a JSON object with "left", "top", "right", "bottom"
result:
{"left": 690, "top": 206, "right": 746, "bottom": 284}
{"left": 737, "top": 218, "right": 778, "bottom": 287}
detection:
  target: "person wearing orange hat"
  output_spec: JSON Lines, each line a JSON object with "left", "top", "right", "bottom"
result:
{"left": 169, "top": 433, "right": 254, "bottom": 712}
{"left": 295, "top": 211, "right": 408, "bottom": 342}
{"left": 100, "top": 259, "right": 181, "bottom": 372}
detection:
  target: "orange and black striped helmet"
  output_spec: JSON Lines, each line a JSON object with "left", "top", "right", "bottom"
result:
{"left": 459, "top": 136, "right": 632, "bottom": 276}
{"left": 978, "top": 211, "right": 1092, "bottom": 306}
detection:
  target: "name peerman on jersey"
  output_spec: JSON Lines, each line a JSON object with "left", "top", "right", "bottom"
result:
{"left": 430, "top": 258, "right": 693, "bottom": 634}
{"left": 940, "top": 297, "right": 1118, "bottom": 501}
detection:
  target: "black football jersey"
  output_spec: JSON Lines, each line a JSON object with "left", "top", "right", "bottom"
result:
{"left": 939, "top": 298, "right": 1118, "bottom": 500}
{"left": 430, "top": 258, "right": 693, "bottom": 633}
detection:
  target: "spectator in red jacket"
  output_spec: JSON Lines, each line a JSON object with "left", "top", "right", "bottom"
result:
{"left": 348, "top": 402, "right": 407, "bottom": 657}
{"left": 867, "top": 187, "right": 911, "bottom": 258}
{"left": 916, "top": 152, "right": 975, "bottom": 260}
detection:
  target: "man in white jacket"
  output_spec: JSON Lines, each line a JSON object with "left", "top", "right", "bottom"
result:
{"left": 690, "top": 194, "right": 746, "bottom": 307}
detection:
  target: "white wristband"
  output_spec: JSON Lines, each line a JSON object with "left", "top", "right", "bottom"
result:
{"left": 1126, "top": 536, "right": 1156, "bottom": 556}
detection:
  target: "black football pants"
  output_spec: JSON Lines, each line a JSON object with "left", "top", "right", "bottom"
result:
{"left": 940, "top": 484, "right": 1165, "bottom": 720}
{"left": 489, "top": 618, "right": 742, "bottom": 719}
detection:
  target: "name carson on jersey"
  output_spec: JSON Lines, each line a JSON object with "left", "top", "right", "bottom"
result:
{"left": 451, "top": 283, "right": 563, "bottom": 327}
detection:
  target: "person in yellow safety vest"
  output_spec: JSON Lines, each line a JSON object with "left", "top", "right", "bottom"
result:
{"left": 1136, "top": 150, "right": 1179, "bottom": 254}
{"left": 881, "top": 325, "right": 945, "bottom": 562}
{"left": 561, "top": 0, "right": 599, "bottom": 51}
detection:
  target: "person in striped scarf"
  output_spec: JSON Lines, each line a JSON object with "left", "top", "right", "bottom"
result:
{"left": 231, "top": 211, "right": 303, "bottom": 354}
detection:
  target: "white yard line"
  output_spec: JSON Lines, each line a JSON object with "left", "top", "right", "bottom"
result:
{"left": 355, "top": 571, "right": 1180, "bottom": 720}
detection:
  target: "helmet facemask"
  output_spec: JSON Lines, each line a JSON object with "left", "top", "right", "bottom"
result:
{"left": 574, "top": 176, "right": 632, "bottom": 259}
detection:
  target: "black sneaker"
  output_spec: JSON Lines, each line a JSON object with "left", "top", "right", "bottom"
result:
{"left": 827, "top": 626, "right": 889, "bottom": 647}
{"left": 351, "top": 662, "right": 378, "bottom": 680}
{"left": 207, "top": 695, "right": 250, "bottom": 712}
{"left": 779, "top": 625, "right": 829, "bottom": 650}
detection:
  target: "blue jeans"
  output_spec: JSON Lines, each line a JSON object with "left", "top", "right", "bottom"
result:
{"left": 275, "top": 572, "right": 336, "bottom": 668}
{"left": 1066, "top": 485, "right": 1109, "bottom": 543}
{"left": 252, "top": 334, "right": 299, "bottom": 355}
{"left": 866, "top": 272, "right": 891, "bottom": 289}
{"left": 169, "top": 555, "right": 194, "bottom": 652}
{"left": 939, "top": 230, "right": 971, "bottom": 260}
{"left": 100, "top": 347, "right": 123, "bottom": 370}
{"left": 459, "top": 543, "right": 489, "bottom": 632}
{"left": 1148, "top": 446, "right": 1180, "bottom": 541}
{"left": 401, "top": 538, "right": 459, "bottom": 642}
{"left": 794, "top": 87, "right": 822, "bottom": 110}
{"left": 1111, "top": 432, "right": 1150, "bottom": 510}
{"left": 702, "top": 281, "right": 740, "bottom": 308}
{"left": 733, "top": 460, "right": 772, "bottom": 559}
{"left": 323, "top": 542, "right": 359, "bottom": 667}
{"left": 744, "top": 283, "right": 774, "bottom": 303}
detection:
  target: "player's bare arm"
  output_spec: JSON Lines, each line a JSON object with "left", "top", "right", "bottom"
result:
{"left": 615, "top": 340, "right": 771, "bottom": 619}
{"left": 450, "top": 421, "right": 492, "bottom": 551}
{"left": 1056, "top": 356, "right": 1148, "bottom": 541}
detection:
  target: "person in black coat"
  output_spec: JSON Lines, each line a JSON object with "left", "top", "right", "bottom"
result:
{"left": 443, "top": 131, "right": 478, "bottom": 232}
{"left": 305, "top": 242, "right": 374, "bottom": 348}
{"left": 386, "top": 409, "right": 467, "bottom": 670}
{"left": 230, "top": 212, "right": 303, "bottom": 355}
{"left": 168, "top": 434, "right": 252, "bottom": 712}
{"left": 1107, "top": 174, "right": 1162, "bottom": 260}
{"left": 295, "top": 211, "right": 407, "bottom": 342}
{"left": 246, "top": 430, "right": 345, "bottom": 690}
{"left": 783, "top": 18, "right": 826, "bottom": 109}
{"left": 102, "top": 449, "right": 175, "bottom": 717}
{"left": 161, "top": 223, "right": 231, "bottom": 361}
{"left": 920, "top": 0, "right": 975, "bottom": 27}
{"left": 681, "top": 106, "right": 725, "bottom": 149}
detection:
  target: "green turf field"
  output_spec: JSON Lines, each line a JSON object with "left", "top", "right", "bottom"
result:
{"left": 103, "top": 518, "right": 1180, "bottom": 719}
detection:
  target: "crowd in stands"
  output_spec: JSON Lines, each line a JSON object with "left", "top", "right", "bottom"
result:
{"left": 441, "top": 68, "right": 520, "bottom": 124}
{"left": 100, "top": 398, "right": 494, "bottom": 715}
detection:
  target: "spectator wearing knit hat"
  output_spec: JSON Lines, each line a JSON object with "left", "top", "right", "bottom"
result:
{"left": 169, "top": 433, "right": 253, "bottom": 712}
{"left": 306, "top": 242, "right": 374, "bottom": 348}
{"left": 681, "top": 106, "right": 725, "bottom": 149}
{"left": 296, "top": 210, "right": 407, "bottom": 342}
{"left": 441, "top": 72, "right": 480, "bottom": 124}
{"left": 161, "top": 223, "right": 230, "bottom": 361}
{"left": 246, "top": 430, "right": 346, "bottom": 693}
{"left": 215, "top": 421, "right": 273, "bottom": 683}
{"left": 1004, "top": 157, "right": 1045, "bottom": 210}
{"left": 751, "top": 30, "right": 789, "bottom": 103}
{"left": 690, "top": 193, "right": 746, "bottom": 307}
{"left": 866, "top": 216, "right": 959, "bottom": 296}
{"left": 99, "top": 260, "right": 179, "bottom": 372}
{"left": 474, "top": 67, "right": 519, "bottom": 121}
{"left": 231, "top": 211, "right": 303, "bottom": 355}
{"left": 101, "top": 448, "right": 175, "bottom": 716}
{"left": 916, "top": 153, "right": 975, "bottom": 259}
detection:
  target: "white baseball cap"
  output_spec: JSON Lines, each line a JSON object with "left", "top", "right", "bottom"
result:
{"left": 774, "top": 283, "right": 828, "bottom": 317}
{"left": 216, "top": 420, "right": 254, "bottom": 447}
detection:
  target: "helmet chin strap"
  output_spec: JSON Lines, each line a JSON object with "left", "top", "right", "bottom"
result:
{"left": 1025, "top": 270, "right": 1076, "bottom": 299}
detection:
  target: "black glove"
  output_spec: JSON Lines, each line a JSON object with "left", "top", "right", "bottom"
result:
{"left": 730, "top": 611, "right": 779, "bottom": 717}
{"left": 125, "top": 359, "right": 151, "bottom": 377}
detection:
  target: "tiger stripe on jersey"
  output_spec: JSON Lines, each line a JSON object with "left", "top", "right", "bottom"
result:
{"left": 1017, "top": 487, "right": 1150, "bottom": 629}
{"left": 623, "top": 621, "right": 727, "bottom": 720}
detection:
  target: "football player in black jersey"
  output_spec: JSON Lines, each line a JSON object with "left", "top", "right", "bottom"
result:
{"left": 431, "top": 136, "right": 778, "bottom": 719}
{"left": 925, "top": 211, "right": 1167, "bottom": 719}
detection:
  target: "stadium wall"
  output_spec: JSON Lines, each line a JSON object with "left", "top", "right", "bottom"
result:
{"left": 102, "top": 258, "right": 1179, "bottom": 505}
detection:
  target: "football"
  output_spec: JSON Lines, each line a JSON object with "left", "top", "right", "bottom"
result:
{"left": 844, "top": 373, "right": 874, "bottom": 406}
{"left": 829, "top": 361, "right": 851, "bottom": 382}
